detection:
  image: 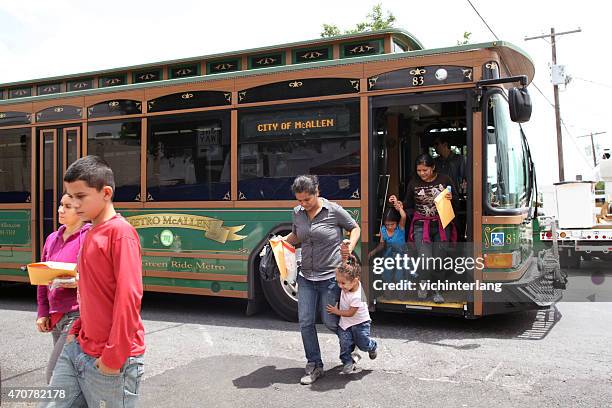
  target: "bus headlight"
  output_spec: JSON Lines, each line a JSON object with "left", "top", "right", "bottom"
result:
{"left": 435, "top": 68, "right": 448, "bottom": 81}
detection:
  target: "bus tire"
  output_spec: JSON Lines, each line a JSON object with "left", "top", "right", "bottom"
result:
{"left": 261, "top": 253, "right": 361, "bottom": 322}
{"left": 261, "top": 275, "right": 298, "bottom": 322}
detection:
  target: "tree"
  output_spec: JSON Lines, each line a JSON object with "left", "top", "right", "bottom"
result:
{"left": 457, "top": 31, "right": 472, "bottom": 45}
{"left": 321, "top": 4, "right": 396, "bottom": 38}
{"left": 321, "top": 24, "right": 341, "bottom": 38}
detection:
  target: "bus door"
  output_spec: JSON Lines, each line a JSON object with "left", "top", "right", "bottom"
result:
{"left": 37, "top": 126, "right": 81, "bottom": 253}
{"left": 368, "top": 90, "right": 472, "bottom": 312}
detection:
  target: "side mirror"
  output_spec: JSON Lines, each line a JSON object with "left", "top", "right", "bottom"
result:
{"left": 509, "top": 87, "right": 532, "bottom": 123}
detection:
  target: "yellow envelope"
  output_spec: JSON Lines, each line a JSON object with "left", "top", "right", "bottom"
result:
{"left": 27, "top": 261, "right": 77, "bottom": 285}
{"left": 434, "top": 189, "right": 455, "bottom": 228}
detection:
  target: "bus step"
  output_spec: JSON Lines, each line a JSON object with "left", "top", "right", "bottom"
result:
{"left": 377, "top": 299, "right": 466, "bottom": 309}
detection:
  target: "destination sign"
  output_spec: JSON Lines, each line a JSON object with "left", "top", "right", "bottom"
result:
{"left": 255, "top": 117, "right": 336, "bottom": 133}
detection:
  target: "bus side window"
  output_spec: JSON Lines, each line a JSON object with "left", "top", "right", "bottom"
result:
{"left": 0, "top": 129, "right": 31, "bottom": 203}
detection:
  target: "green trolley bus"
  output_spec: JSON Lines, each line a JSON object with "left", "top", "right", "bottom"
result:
{"left": 0, "top": 29, "right": 563, "bottom": 320}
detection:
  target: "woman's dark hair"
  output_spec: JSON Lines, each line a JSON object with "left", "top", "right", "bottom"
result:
{"left": 383, "top": 207, "right": 400, "bottom": 223}
{"left": 291, "top": 175, "right": 319, "bottom": 195}
{"left": 415, "top": 153, "right": 435, "bottom": 170}
{"left": 336, "top": 255, "right": 361, "bottom": 281}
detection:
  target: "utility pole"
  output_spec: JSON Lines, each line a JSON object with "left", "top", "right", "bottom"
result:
{"left": 525, "top": 27, "right": 581, "bottom": 182}
{"left": 577, "top": 131, "right": 607, "bottom": 166}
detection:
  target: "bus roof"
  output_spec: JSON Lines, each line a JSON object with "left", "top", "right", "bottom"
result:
{"left": 0, "top": 29, "right": 534, "bottom": 106}
{"left": 0, "top": 29, "right": 422, "bottom": 88}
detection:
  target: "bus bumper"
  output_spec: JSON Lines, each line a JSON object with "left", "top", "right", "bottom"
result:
{"left": 482, "top": 259, "right": 563, "bottom": 316}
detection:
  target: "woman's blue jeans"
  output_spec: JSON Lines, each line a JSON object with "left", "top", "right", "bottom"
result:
{"left": 297, "top": 274, "right": 341, "bottom": 368}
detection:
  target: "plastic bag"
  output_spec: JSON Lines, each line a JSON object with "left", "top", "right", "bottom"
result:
{"left": 50, "top": 276, "right": 76, "bottom": 290}
{"left": 270, "top": 237, "right": 297, "bottom": 283}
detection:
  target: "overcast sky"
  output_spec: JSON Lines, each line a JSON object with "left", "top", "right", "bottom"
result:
{"left": 0, "top": 0, "right": 607, "bottom": 185}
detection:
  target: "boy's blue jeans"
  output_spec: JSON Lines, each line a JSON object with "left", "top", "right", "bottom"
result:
{"left": 338, "top": 321, "right": 377, "bottom": 364}
{"left": 40, "top": 340, "right": 144, "bottom": 408}
{"left": 297, "top": 274, "right": 341, "bottom": 369}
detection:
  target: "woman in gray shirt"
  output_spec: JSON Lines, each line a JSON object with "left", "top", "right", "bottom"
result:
{"left": 283, "top": 175, "right": 360, "bottom": 385}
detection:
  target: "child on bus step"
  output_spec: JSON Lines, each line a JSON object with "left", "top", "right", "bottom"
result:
{"left": 368, "top": 196, "right": 409, "bottom": 300}
{"left": 326, "top": 256, "right": 378, "bottom": 374}
{"left": 42, "top": 155, "right": 145, "bottom": 408}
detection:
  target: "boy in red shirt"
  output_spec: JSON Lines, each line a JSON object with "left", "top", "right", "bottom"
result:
{"left": 42, "top": 155, "right": 145, "bottom": 408}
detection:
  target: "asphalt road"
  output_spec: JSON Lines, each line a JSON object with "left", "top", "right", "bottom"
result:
{"left": 1, "top": 260, "right": 611, "bottom": 408}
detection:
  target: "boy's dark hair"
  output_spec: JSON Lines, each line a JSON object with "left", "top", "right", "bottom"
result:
{"left": 383, "top": 207, "right": 401, "bottom": 223}
{"left": 432, "top": 133, "right": 450, "bottom": 147}
{"left": 336, "top": 255, "right": 361, "bottom": 281}
{"left": 64, "top": 155, "right": 115, "bottom": 193}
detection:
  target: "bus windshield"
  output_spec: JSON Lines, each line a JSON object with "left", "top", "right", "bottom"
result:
{"left": 486, "top": 93, "right": 529, "bottom": 210}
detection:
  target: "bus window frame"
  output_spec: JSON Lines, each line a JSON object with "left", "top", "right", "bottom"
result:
{"left": 87, "top": 118, "right": 143, "bottom": 203}
{"left": 146, "top": 110, "right": 231, "bottom": 202}
{"left": 0, "top": 126, "right": 33, "bottom": 204}
{"left": 236, "top": 98, "right": 362, "bottom": 201}
{"left": 482, "top": 88, "right": 531, "bottom": 216}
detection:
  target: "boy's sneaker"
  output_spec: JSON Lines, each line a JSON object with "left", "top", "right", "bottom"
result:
{"left": 368, "top": 348, "right": 378, "bottom": 360}
{"left": 351, "top": 351, "right": 362, "bottom": 364}
{"left": 433, "top": 290, "right": 445, "bottom": 304}
{"left": 340, "top": 363, "right": 359, "bottom": 375}
{"left": 300, "top": 366, "right": 324, "bottom": 385}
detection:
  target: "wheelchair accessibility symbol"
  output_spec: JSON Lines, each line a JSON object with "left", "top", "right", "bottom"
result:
{"left": 491, "top": 232, "right": 505, "bottom": 246}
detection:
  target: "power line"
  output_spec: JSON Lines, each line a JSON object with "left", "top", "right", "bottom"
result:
{"left": 464, "top": 0, "right": 593, "bottom": 175}
{"left": 532, "top": 79, "right": 610, "bottom": 121}
{"left": 465, "top": 0, "right": 500, "bottom": 41}
{"left": 527, "top": 81, "right": 593, "bottom": 167}
{"left": 531, "top": 85, "right": 601, "bottom": 169}
{"left": 558, "top": 119, "right": 597, "bottom": 168}
{"left": 524, "top": 28, "right": 582, "bottom": 41}
{"left": 577, "top": 131, "right": 607, "bottom": 167}
{"left": 526, "top": 83, "right": 594, "bottom": 167}
{"left": 532, "top": 84, "right": 595, "bottom": 168}
{"left": 530, "top": 82, "right": 555, "bottom": 109}
{"left": 462, "top": 0, "right": 556, "bottom": 111}
{"left": 525, "top": 27, "right": 582, "bottom": 180}
{"left": 574, "top": 77, "right": 612, "bottom": 89}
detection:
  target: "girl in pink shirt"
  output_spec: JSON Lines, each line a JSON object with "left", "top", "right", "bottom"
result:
{"left": 326, "top": 256, "right": 378, "bottom": 374}
{"left": 35, "top": 193, "right": 90, "bottom": 384}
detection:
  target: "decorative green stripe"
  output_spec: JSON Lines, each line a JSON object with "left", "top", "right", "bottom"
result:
{"left": 0, "top": 252, "right": 33, "bottom": 263}
{"left": 142, "top": 256, "right": 246, "bottom": 274}
{"left": 0, "top": 268, "right": 28, "bottom": 277}
{"left": 143, "top": 276, "right": 247, "bottom": 292}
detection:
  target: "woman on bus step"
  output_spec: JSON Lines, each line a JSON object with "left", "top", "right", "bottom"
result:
{"left": 35, "top": 193, "right": 91, "bottom": 384}
{"left": 389, "top": 153, "right": 457, "bottom": 304}
{"left": 283, "top": 175, "right": 360, "bottom": 385}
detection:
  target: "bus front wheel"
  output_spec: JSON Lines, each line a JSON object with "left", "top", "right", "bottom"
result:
{"left": 261, "top": 275, "right": 298, "bottom": 322}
